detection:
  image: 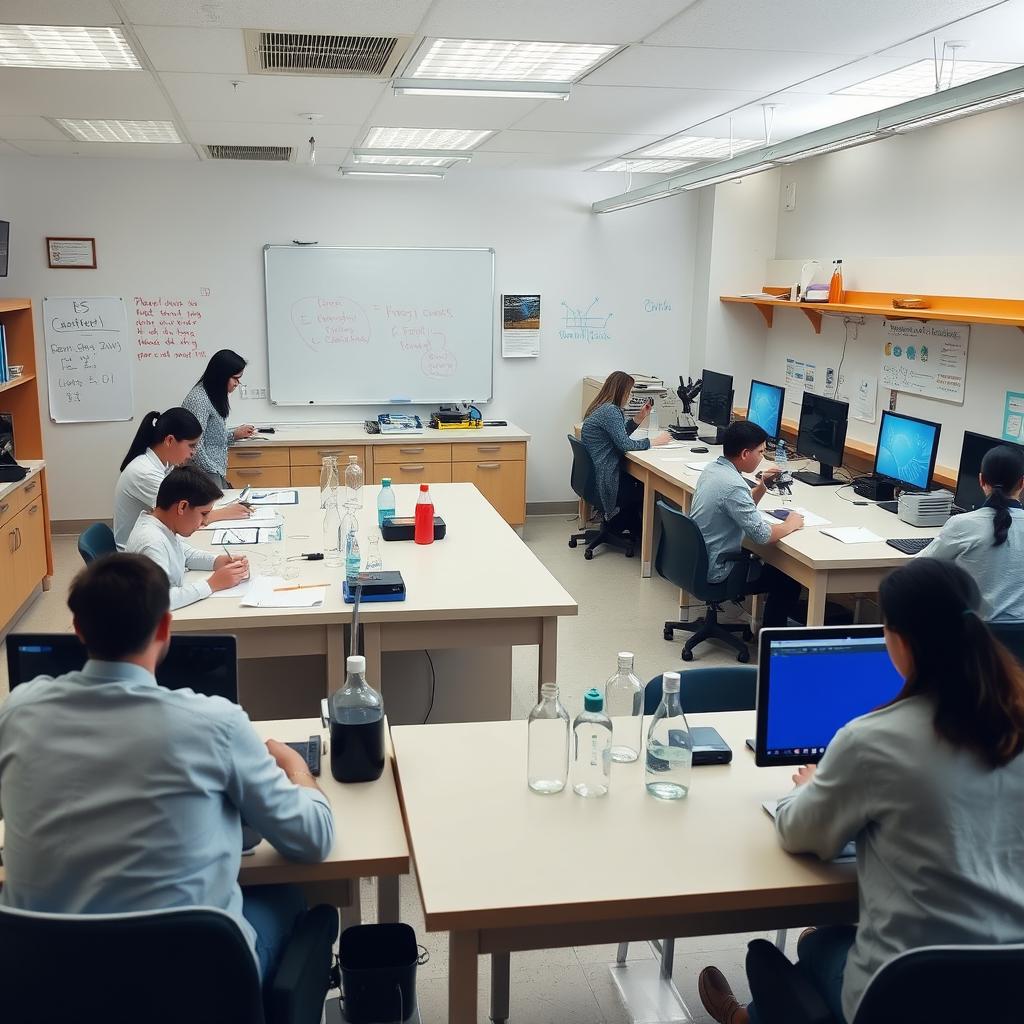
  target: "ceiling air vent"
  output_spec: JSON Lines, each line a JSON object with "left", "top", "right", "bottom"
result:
{"left": 204, "top": 145, "right": 294, "bottom": 161}
{"left": 244, "top": 31, "right": 411, "bottom": 77}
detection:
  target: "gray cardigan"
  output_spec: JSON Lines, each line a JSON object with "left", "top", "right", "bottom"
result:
{"left": 181, "top": 383, "right": 233, "bottom": 479}
{"left": 580, "top": 403, "right": 650, "bottom": 517}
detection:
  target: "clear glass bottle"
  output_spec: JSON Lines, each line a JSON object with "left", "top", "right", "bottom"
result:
{"left": 527, "top": 683, "right": 570, "bottom": 794}
{"left": 365, "top": 532, "right": 383, "bottom": 571}
{"left": 377, "top": 477, "right": 396, "bottom": 527}
{"left": 645, "top": 671, "right": 693, "bottom": 800}
{"left": 345, "top": 525, "right": 361, "bottom": 581}
{"left": 323, "top": 497, "right": 342, "bottom": 568}
{"left": 320, "top": 454, "right": 339, "bottom": 510}
{"left": 605, "top": 651, "right": 644, "bottom": 763}
{"left": 329, "top": 655, "right": 385, "bottom": 783}
{"left": 344, "top": 454, "right": 364, "bottom": 509}
{"left": 572, "top": 688, "right": 612, "bottom": 798}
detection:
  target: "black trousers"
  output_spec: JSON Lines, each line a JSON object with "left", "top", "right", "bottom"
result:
{"left": 744, "top": 561, "right": 803, "bottom": 629}
{"left": 606, "top": 473, "right": 644, "bottom": 537}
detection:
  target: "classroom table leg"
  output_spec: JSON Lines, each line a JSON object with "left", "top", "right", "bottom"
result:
{"left": 538, "top": 616, "right": 558, "bottom": 697}
{"left": 377, "top": 875, "right": 400, "bottom": 923}
{"left": 640, "top": 470, "right": 655, "bottom": 579}
{"left": 449, "top": 930, "right": 479, "bottom": 1024}
{"left": 490, "top": 951, "right": 511, "bottom": 1023}
{"left": 806, "top": 577, "right": 828, "bottom": 626}
{"left": 339, "top": 880, "right": 362, "bottom": 932}
{"left": 362, "top": 622, "right": 383, "bottom": 692}
{"left": 326, "top": 623, "right": 346, "bottom": 695}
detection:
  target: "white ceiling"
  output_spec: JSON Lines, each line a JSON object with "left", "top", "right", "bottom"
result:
{"left": 0, "top": 0, "right": 1021, "bottom": 179}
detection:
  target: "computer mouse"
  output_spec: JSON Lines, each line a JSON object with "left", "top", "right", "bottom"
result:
{"left": 690, "top": 446, "right": 709, "bottom": 453}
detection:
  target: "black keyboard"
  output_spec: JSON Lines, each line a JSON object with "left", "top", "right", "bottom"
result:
{"left": 886, "top": 538, "right": 932, "bottom": 555}
{"left": 285, "top": 735, "right": 322, "bottom": 776}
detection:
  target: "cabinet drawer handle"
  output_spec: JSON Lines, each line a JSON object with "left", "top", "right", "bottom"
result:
{"left": 399, "top": 447, "right": 424, "bottom": 454}
{"left": 28, "top": 503, "right": 39, "bottom": 514}
{"left": 476, "top": 463, "right": 501, "bottom": 470}
{"left": 8, "top": 529, "right": 15, "bottom": 553}
{"left": 235, "top": 451, "right": 262, "bottom": 459}
{"left": 476, "top": 445, "right": 500, "bottom": 452}
{"left": 316, "top": 450, "right": 343, "bottom": 457}
{"left": 15, "top": 526, "right": 22, "bottom": 550}
{"left": 398, "top": 464, "right": 425, "bottom": 472}
{"left": 235, "top": 469, "right": 264, "bottom": 478}
{"left": 23, "top": 480, "right": 38, "bottom": 494}
{"left": 0, "top": 502, "right": 9, "bottom": 516}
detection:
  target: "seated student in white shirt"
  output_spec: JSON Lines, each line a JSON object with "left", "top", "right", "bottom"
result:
{"left": 126, "top": 465, "right": 248, "bottom": 609}
{"left": 113, "top": 408, "right": 251, "bottom": 550}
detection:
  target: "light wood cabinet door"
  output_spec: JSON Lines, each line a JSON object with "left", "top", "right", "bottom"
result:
{"left": 289, "top": 445, "right": 366, "bottom": 467}
{"left": 229, "top": 466, "right": 292, "bottom": 487}
{"left": 0, "top": 519, "right": 17, "bottom": 625}
{"left": 451, "top": 460, "right": 526, "bottom": 525}
{"left": 227, "top": 446, "right": 290, "bottom": 469}
{"left": 371, "top": 463, "right": 452, "bottom": 486}
{"left": 451, "top": 441, "right": 526, "bottom": 463}
{"left": 13, "top": 499, "right": 47, "bottom": 596}
{"left": 290, "top": 465, "right": 322, "bottom": 488}
{"left": 373, "top": 443, "right": 451, "bottom": 465}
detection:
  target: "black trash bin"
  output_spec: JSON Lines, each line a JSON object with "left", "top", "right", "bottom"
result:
{"left": 339, "top": 923, "right": 424, "bottom": 1023}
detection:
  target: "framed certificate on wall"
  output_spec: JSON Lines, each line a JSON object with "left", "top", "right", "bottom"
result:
{"left": 47, "top": 237, "right": 97, "bottom": 269}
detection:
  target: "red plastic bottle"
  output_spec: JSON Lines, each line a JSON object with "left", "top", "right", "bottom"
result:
{"left": 414, "top": 483, "right": 434, "bottom": 545}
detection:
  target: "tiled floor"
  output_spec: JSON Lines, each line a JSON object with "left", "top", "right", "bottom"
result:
{"left": 1, "top": 518, "right": 787, "bottom": 1022}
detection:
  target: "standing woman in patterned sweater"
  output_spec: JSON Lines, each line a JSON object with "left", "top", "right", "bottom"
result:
{"left": 182, "top": 350, "right": 255, "bottom": 487}
{"left": 580, "top": 371, "right": 670, "bottom": 536}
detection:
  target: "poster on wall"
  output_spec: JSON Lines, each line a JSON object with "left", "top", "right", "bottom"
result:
{"left": 784, "top": 356, "right": 816, "bottom": 406}
{"left": 879, "top": 320, "right": 969, "bottom": 404}
{"left": 501, "top": 293, "right": 541, "bottom": 357}
{"left": 1003, "top": 390, "right": 1024, "bottom": 442}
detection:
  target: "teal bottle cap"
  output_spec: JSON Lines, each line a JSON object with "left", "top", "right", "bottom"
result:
{"left": 583, "top": 687, "right": 603, "bottom": 712}
{"left": 382, "top": 477, "right": 391, "bottom": 486}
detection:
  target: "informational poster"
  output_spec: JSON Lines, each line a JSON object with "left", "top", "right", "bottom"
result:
{"left": 880, "top": 320, "right": 969, "bottom": 404}
{"left": 1003, "top": 390, "right": 1024, "bottom": 442}
{"left": 784, "top": 356, "right": 816, "bottom": 406}
{"left": 501, "top": 293, "right": 540, "bottom": 358}
{"left": 838, "top": 373, "right": 878, "bottom": 423}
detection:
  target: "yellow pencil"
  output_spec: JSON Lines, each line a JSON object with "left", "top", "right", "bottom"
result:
{"left": 273, "top": 583, "right": 329, "bottom": 592}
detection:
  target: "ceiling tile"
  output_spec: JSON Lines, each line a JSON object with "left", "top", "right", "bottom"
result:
{"left": 0, "top": 139, "right": 29, "bottom": 154}
{"left": 0, "top": 68, "right": 173, "bottom": 118}
{"left": 479, "top": 129, "right": 663, "bottom": 156}
{"left": 0, "top": 1, "right": 119, "bottom": 26}
{"left": 135, "top": 26, "right": 248, "bottom": 74}
{"left": 185, "top": 119, "right": 360, "bottom": 148}
{"left": 12, "top": 138, "right": 197, "bottom": 158}
{"left": 0, "top": 114, "right": 68, "bottom": 140}
{"left": 883, "top": 4, "right": 1024, "bottom": 63}
{"left": 369, "top": 90, "right": 542, "bottom": 130}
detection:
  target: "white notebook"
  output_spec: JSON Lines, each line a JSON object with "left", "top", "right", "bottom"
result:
{"left": 821, "top": 526, "right": 883, "bottom": 544}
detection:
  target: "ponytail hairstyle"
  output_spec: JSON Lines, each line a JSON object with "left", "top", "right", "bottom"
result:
{"left": 880, "top": 558, "right": 1024, "bottom": 769}
{"left": 197, "top": 349, "right": 247, "bottom": 419}
{"left": 119, "top": 407, "right": 203, "bottom": 472}
{"left": 981, "top": 444, "right": 1024, "bottom": 546}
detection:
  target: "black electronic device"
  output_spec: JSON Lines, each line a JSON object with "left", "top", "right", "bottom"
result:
{"left": 886, "top": 537, "right": 933, "bottom": 555}
{"left": 691, "top": 726, "right": 733, "bottom": 766}
{"left": 381, "top": 516, "right": 446, "bottom": 542}
{"left": 364, "top": 419, "right": 381, "bottom": 434}
{"left": 853, "top": 475, "right": 896, "bottom": 501}
{"left": 746, "top": 380, "right": 785, "bottom": 441}
{"left": 697, "top": 369, "right": 734, "bottom": 445}
{"left": 793, "top": 393, "right": 849, "bottom": 486}
{"left": 484, "top": 420, "right": 508, "bottom": 426}
{"left": 690, "top": 446, "right": 709, "bottom": 454}
{"left": 285, "top": 735, "right": 322, "bottom": 777}
{"left": 668, "top": 422, "right": 698, "bottom": 440}
{"left": 0, "top": 412, "right": 26, "bottom": 481}
{"left": 953, "top": 431, "right": 1024, "bottom": 513}
{"left": 869, "top": 410, "right": 942, "bottom": 512}
{"left": 0, "top": 219, "right": 8, "bottom": 277}
{"left": 256, "top": 427, "right": 276, "bottom": 434}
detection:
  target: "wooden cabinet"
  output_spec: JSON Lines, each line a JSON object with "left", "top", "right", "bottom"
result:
{"left": 290, "top": 465, "right": 322, "bottom": 488}
{"left": 452, "top": 459, "right": 526, "bottom": 524}
{"left": 228, "top": 446, "right": 289, "bottom": 469}
{"left": 372, "top": 462, "right": 452, "bottom": 486}
{"left": 230, "top": 466, "right": 291, "bottom": 487}
{"left": 451, "top": 441, "right": 525, "bottom": 463}
{"left": 373, "top": 443, "right": 451, "bottom": 465}
{"left": 290, "top": 445, "right": 366, "bottom": 467}
{"left": 12, "top": 499, "right": 47, "bottom": 599}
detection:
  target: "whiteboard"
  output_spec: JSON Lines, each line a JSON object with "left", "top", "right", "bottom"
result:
{"left": 42, "top": 296, "right": 133, "bottom": 423}
{"left": 264, "top": 245, "right": 495, "bottom": 405}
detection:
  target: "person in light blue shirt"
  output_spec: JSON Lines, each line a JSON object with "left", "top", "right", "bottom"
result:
{"left": 0, "top": 553, "right": 334, "bottom": 984}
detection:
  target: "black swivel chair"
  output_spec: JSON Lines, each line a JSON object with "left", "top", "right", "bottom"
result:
{"left": 745, "top": 937, "right": 1024, "bottom": 1024}
{"left": 567, "top": 434, "right": 634, "bottom": 559}
{"left": 990, "top": 620, "right": 1024, "bottom": 668}
{"left": 0, "top": 903, "right": 339, "bottom": 1024}
{"left": 655, "top": 500, "right": 752, "bottom": 663}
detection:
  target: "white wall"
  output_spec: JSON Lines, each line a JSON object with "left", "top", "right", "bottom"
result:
{"left": 0, "top": 157, "right": 698, "bottom": 520}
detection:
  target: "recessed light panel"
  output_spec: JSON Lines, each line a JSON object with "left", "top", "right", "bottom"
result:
{"left": 639, "top": 136, "right": 761, "bottom": 159}
{"left": 364, "top": 126, "right": 491, "bottom": 150}
{"left": 55, "top": 119, "right": 181, "bottom": 143}
{"left": 356, "top": 154, "right": 454, "bottom": 166}
{"left": 838, "top": 59, "right": 1018, "bottom": 99}
{"left": 595, "top": 158, "right": 696, "bottom": 173}
{"left": 408, "top": 38, "right": 616, "bottom": 82}
{"left": 0, "top": 24, "right": 140, "bottom": 69}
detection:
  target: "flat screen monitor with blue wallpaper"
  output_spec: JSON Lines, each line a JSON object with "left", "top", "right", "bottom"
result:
{"left": 873, "top": 410, "right": 941, "bottom": 490}
{"left": 747, "top": 379, "right": 785, "bottom": 441}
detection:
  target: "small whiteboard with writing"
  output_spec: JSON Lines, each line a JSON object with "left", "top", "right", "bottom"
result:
{"left": 43, "top": 297, "right": 133, "bottom": 423}
{"left": 880, "top": 320, "right": 969, "bottom": 405}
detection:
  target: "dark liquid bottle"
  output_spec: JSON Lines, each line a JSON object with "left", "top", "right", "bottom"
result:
{"left": 330, "top": 655, "right": 385, "bottom": 783}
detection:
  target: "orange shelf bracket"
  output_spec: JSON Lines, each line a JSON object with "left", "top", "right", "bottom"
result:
{"left": 800, "top": 307, "right": 823, "bottom": 334}
{"left": 754, "top": 303, "right": 774, "bottom": 328}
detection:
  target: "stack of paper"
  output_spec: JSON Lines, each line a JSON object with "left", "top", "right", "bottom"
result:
{"left": 199, "top": 507, "right": 282, "bottom": 531}
{"left": 761, "top": 507, "right": 831, "bottom": 528}
{"left": 211, "top": 525, "right": 283, "bottom": 546}
{"left": 247, "top": 489, "right": 299, "bottom": 506}
{"left": 241, "top": 577, "right": 329, "bottom": 608}
{"left": 821, "top": 527, "right": 883, "bottom": 545}
{"left": 687, "top": 461, "right": 711, "bottom": 472}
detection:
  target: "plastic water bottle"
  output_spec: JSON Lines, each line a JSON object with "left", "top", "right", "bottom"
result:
{"left": 377, "top": 477, "right": 396, "bottom": 527}
{"left": 344, "top": 454, "right": 364, "bottom": 509}
{"left": 414, "top": 483, "right": 434, "bottom": 545}
{"left": 320, "top": 454, "right": 339, "bottom": 510}
{"left": 329, "top": 655, "right": 385, "bottom": 783}
{"left": 775, "top": 438, "right": 788, "bottom": 469}
{"left": 645, "top": 671, "right": 693, "bottom": 800}
{"left": 605, "top": 652, "right": 644, "bottom": 763}
{"left": 365, "top": 533, "right": 383, "bottom": 571}
{"left": 527, "top": 683, "right": 570, "bottom": 794}
{"left": 572, "top": 688, "right": 612, "bottom": 798}
{"left": 323, "top": 498, "right": 342, "bottom": 568}
{"left": 345, "top": 526, "right": 361, "bottom": 581}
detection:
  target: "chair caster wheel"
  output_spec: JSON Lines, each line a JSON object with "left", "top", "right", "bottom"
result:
{"left": 568, "top": 538, "right": 577, "bottom": 549}
{"left": 625, "top": 545, "right": 635, "bottom": 558}
{"left": 584, "top": 549, "right": 594, "bottom": 560}
{"left": 737, "top": 648, "right": 751, "bottom": 664}
{"left": 681, "top": 648, "right": 694, "bottom": 662}
{"left": 663, "top": 627, "right": 674, "bottom": 641}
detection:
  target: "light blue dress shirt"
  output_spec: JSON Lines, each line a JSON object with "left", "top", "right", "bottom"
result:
{"left": 0, "top": 661, "right": 334, "bottom": 969}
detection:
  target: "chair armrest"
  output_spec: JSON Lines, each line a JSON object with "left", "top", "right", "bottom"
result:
{"left": 745, "top": 939, "right": 836, "bottom": 1024}
{"left": 266, "top": 904, "right": 340, "bottom": 1024}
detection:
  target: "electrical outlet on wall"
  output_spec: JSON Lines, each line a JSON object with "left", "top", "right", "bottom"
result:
{"left": 784, "top": 181, "right": 797, "bottom": 212}
{"left": 253, "top": 386, "right": 268, "bottom": 399}
{"left": 238, "top": 384, "right": 248, "bottom": 399}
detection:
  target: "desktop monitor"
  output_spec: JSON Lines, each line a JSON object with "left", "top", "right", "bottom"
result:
{"left": 0, "top": 412, "right": 13, "bottom": 461}
{"left": 793, "top": 393, "right": 849, "bottom": 486}
{"left": 0, "top": 220, "right": 8, "bottom": 277}
{"left": 873, "top": 410, "right": 941, "bottom": 492}
{"left": 746, "top": 380, "right": 784, "bottom": 440}
{"left": 697, "top": 369, "right": 734, "bottom": 445}
{"left": 755, "top": 626, "right": 905, "bottom": 767}
{"left": 954, "top": 431, "right": 1024, "bottom": 513}
{"left": 6, "top": 633, "right": 238, "bottom": 703}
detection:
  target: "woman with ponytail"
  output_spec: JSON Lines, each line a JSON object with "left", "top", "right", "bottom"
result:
{"left": 113, "top": 408, "right": 250, "bottom": 549}
{"left": 698, "top": 559, "right": 1024, "bottom": 1024}
{"left": 919, "top": 443, "right": 1024, "bottom": 620}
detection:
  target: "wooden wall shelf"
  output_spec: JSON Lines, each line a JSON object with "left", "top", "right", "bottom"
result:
{"left": 721, "top": 290, "right": 1024, "bottom": 335}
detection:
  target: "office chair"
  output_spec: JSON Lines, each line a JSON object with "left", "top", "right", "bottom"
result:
{"left": 643, "top": 664, "right": 756, "bottom": 716}
{"left": 0, "top": 902, "right": 339, "bottom": 1024}
{"left": 990, "top": 620, "right": 1024, "bottom": 668}
{"left": 655, "top": 501, "right": 752, "bottom": 663}
{"left": 566, "top": 434, "right": 634, "bottom": 559}
{"left": 745, "top": 937, "right": 1024, "bottom": 1024}
{"left": 78, "top": 521, "right": 116, "bottom": 564}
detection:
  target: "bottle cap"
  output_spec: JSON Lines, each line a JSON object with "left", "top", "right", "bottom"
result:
{"left": 540, "top": 682, "right": 559, "bottom": 699}
{"left": 419, "top": 483, "right": 429, "bottom": 491}
{"left": 348, "top": 454, "right": 358, "bottom": 462}
{"left": 382, "top": 477, "right": 391, "bottom": 486}
{"left": 617, "top": 651, "right": 634, "bottom": 668}
{"left": 662, "top": 671, "right": 680, "bottom": 694}
{"left": 347, "top": 655, "right": 366, "bottom": 674}
{"left": 583, "top": 687, "right": 604, "bottom": 712}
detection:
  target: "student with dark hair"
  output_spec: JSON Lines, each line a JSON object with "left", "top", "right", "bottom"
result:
{"left": 126, "top": 466, "right": 248, "bottom": 608}
{"left": 113, "top": 407, "right": 251, "bottom": 549}
{"left": 182, "top": 349, "right": 255, "bottom": 486}
{"left": 689, "top": 420, "right": 804, "bottom": 628}
{"left": 919, "top": 443, "right": 1024, "bottom": 620}
{"left": 698, "top": 558, "right": 1024, "bottom": 1024}
{"left": 0, "top": 553, "right": 334, "bottom": 986}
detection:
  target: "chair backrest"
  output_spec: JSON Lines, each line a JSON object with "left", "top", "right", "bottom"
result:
{"left": 653, "top": 500, "right": 715, "bottom": 597}
{"left": 989, "top": 619, "right": 1024, "bottom": 668}
{"left": 853, "top": 943, "right": 1024, "bottom": 1024}
{"left": 567, "top": 434, "right": 603, "bottom": 510}
{"left": 0, "top": 904, "right": 265, "bottom": 1024}
{"left": 644, "top": 665, "right": 757, "bottom": 716}
{"left": 78, "top": 522, "right": 116, "bottom": 564}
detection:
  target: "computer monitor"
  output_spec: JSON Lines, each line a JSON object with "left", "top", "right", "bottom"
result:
{"left": 697, "top": 369, "right": 734, "bottom": 445}
{"left": 0, "top": 412, "right": 13, "bottom": 462}
{"left": 0, "top": 220, "right": 8, "bottom": 277}
{"left": 953, "top": 431, "right": 1024, "bottom": 513}
{"left": 755, "top": 626, "right": 905, "bottom": 767}
{"left": 872, "top": 410, "right": 941, "bottom": 492}
{"left": 746, "top": 379, "right": 784, "bottom": 440}
{"left": 793, "top": 393, "right": 849, "bottom": 486}
{"left": 6, "top": 633, "right": 238, "bottom": 703}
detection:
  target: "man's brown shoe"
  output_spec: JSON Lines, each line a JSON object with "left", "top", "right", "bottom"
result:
{"left": 698, "top": 966, "right": 750, "bottom": 1024}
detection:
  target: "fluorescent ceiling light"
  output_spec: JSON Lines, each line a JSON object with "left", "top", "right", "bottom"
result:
{"left": 340, "top": 167, "right": 445, "bottom": 180}
{"left": 393, "top": 79, "right": 570, "bottom": 100}
{"left": 888, "top": 89, "right": 1024, "bottom": 131}
{"left": 594, "top": 158, "right": 696, "bottom": 173}
{"left": 54, "top": 118, "right": 181, "bottom": 143}
{"left": 838, "top": 58, "right": 1018, "bottom": 99}
{"left": 353, "top": 148, "right": 471, "bottom": 166}
{"left": 681, "top": 162, "right": 775, "bottom": 189}
{"left": 774, "top": 132, "right": 880, "bottom": 162}
{"left": 363, "top": 126, "right": 490, "bottom": 150}
{"left": 639, "top": 135, "right": 761, "bottom": 159}
{"left": 0, "top": 24, "right": 140, "bottom": 69}
{"left": 407, "top": 38, "right": 615, "bottom": 82}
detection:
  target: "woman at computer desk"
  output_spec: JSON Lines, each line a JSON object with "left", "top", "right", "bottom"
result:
{"left": 698, "top": 558, "right": 1024, "bottom": 1024}
{"left": 917, "top": 444, "right": 1024, "bottom": 621}
{"left": 580, "top": 371, "right": 670, "bottom": 537}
